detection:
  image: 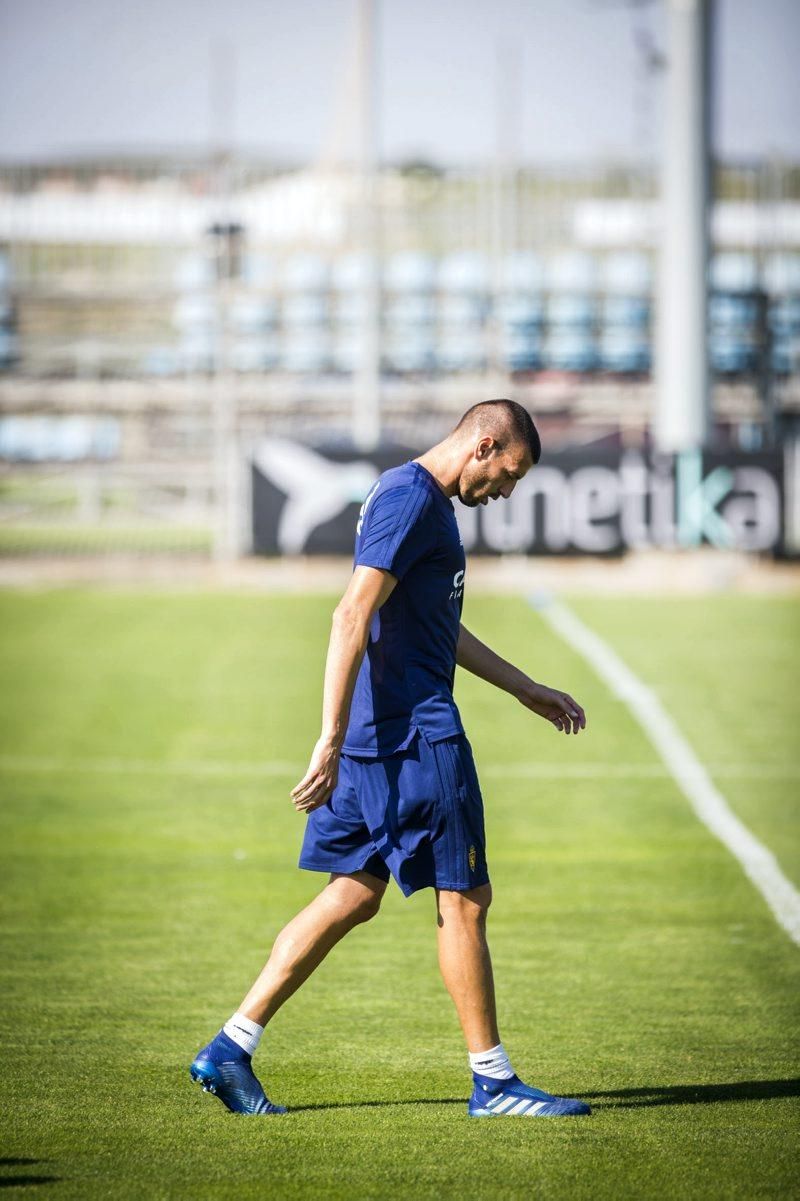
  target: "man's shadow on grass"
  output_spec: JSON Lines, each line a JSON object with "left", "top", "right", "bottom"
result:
{"left": 291, "top": 1078, "right": 800, "bottom": 1113}
{"left": 583, "top": 1078, "right": 800, "bottom": 1110}
{"left": 0, "top": 1159, "right": 60, "bottom": 1189}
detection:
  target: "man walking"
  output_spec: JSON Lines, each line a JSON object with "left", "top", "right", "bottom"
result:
{"left": 191, "top": 399, "right": 590, "bottom": 1118}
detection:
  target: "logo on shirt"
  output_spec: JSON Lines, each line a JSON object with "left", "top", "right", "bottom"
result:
{"left": 449, "top": 568, "right": 465, "bottom": 601}
{"left": 357, "top": 481, "right": 381, "bottom": 535}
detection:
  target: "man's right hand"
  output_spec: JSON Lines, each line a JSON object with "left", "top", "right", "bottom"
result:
{"left": 290, "top": 737, "right": 341, "bottom": 814}
{"left": 291, "top": 566, "right": 395, "bottom": 816}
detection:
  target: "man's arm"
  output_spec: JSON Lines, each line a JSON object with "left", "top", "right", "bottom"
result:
{"left": 456, "top": 622, "right": 586, "bottom": 735}
{"left": 290, "top": 566, "right": 397, "bottom": 813}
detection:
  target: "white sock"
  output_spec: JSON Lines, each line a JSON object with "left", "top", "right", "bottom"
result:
{"left": 469, "top": 1042, "right": 515, "bottom": 1080}
{"left": 223, "top": 1012, "right": 264, "bottom": 1057}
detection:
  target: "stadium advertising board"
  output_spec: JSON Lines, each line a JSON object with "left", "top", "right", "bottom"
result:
{"left": 252, "top": 441, "right": 792, "bottom": 557}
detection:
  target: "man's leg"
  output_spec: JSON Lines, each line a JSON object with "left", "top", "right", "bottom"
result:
{"left": 435, "top": 884, "right": 590, "bottom": 1118}
{"left": 435, "top": 884, "right": 499, "bottom": 1052}
{"left": 239, "top": 870, "right": 386, "bottom": 1024}
{"left": 191, "top": 871, "right": 386, "bottom": 1114}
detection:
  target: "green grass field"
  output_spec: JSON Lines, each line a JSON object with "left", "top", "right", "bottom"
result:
{"left": 1, "top": 587, "right": 799, "bottom": 1199}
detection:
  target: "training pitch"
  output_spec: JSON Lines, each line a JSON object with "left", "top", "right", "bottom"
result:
{"left": 1, "top": 587, "right": 798, "bottom": 1198}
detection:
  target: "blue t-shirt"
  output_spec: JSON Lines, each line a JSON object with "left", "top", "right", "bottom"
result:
{"left": 343, "top": 461, "right": 466, "bottom": 757}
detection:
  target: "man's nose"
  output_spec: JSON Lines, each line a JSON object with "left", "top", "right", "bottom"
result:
{"left": 500, "top": 480, "right": 516, "bottom": 499}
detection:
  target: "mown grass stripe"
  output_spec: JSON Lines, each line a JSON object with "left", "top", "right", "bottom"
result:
{"left": 2, "top": 754, "right": 798, "bottom": 781}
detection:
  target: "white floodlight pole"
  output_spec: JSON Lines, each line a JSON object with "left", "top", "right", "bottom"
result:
{"left": 210, "top": 38, "right": 241, "bottom": 561}
{"left": 353, "top": 0, "right": 381, "bottom": 451}
{"left": 489, "top": 43, "right": 522, "bottom": 384}
{"left": 654, "top": 0, "right": 713, "bottom": 452}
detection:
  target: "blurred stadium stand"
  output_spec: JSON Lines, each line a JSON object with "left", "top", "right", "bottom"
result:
{"left": 0, "top": 156, "right": 798, "bottom": 555}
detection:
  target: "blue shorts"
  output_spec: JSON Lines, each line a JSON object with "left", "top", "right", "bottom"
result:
{"left": 299, "top": 732, "right": 489, "bottom": 896}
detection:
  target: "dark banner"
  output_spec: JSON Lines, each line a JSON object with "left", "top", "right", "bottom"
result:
{"left": 252, "top": 439, "right": 793, "bottom": 557}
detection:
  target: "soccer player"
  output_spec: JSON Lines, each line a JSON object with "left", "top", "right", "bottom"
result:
{"left": 191, "top": 399, "right": 590, "bottom": 1118}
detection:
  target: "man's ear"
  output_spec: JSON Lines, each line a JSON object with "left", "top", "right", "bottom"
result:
{"left": 475, "top": 436, "right": 495, "bottom": 460}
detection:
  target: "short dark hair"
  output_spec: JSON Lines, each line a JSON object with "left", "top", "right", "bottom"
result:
{"left": 455, "top": 399, "right": 541, "bottom": 464}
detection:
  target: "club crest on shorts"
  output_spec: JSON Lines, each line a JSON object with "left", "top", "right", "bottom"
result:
{"left": 468, "top": 845, "right": 476, "bottom": 872}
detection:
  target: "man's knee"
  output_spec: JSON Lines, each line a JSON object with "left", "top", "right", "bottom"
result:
{"left": 436, "top": 883, "right": 492, "bottom": 926}
{"left": 328, "top": 872, "right": 385, "bottom": 925}
{"left": 350, "top": 888, "right": 383, "bottom": 924}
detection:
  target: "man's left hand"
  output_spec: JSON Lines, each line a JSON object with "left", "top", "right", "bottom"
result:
{"left": 517, "top": 681, "right": 586, "bottom": 735}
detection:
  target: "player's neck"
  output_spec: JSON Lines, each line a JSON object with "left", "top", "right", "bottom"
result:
{"left": 414, "top": 441, "right": 463, "bottom": 498}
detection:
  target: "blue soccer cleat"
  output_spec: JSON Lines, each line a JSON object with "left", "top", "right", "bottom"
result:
{"left": 190, "top": 1031, "right": 286, "bottom": 1115}
{"left": 468, "top": 1073, "right": 591, "bottom": 1118}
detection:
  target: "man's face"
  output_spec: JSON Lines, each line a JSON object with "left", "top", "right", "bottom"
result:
{"left": 457, "top": 438, "right": 534, "bottom": 508}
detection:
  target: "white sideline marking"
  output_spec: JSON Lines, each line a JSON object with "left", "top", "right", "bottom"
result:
{"left": 534, "top": 596, "right": 800, "bottom": 947}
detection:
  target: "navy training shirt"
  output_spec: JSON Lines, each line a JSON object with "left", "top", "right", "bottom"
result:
{"left": 343, "top": 461, "right": 466, "bottom": 757}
